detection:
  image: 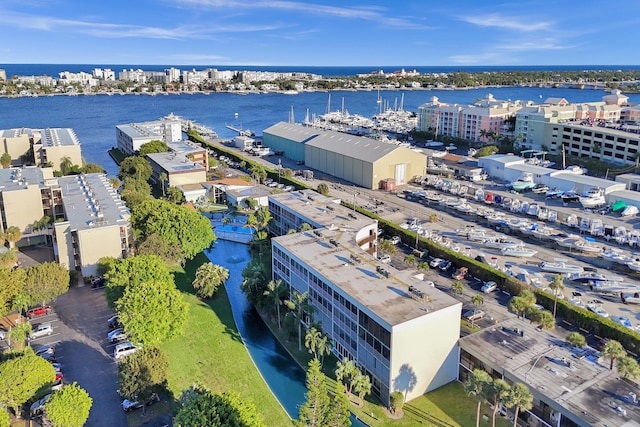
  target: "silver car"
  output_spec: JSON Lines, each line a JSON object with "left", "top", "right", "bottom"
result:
{"left": 107, "top": 328, "right": 127, "bottom": 343}
{"left": 30, "top": 322, "right": 53, "bottom": 340}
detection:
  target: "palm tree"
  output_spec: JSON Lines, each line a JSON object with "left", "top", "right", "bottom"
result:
{"left": 335, "top": 357, "right": 359, "bottom": 396}
{"left": 284, "top": 291, "right": 314, "bottom": 352}
{"left": 504, "top": 383, "right": 533, "bottom": 427}
{"left": 452, "top": 281, "right": 464, "bottom": 295}
{"left": 378, "top": 238, "right": 397, "bottom": 256}
{"left": 548, "top": 274, "right": 565, "bottom": 318}
{"left": 602, "top": 339, "right": 626, "bottom": 370}
{"left": 464, "top": 369, "right": 492, "bottom": 427}
{"left": 417, "top": 261, "right": 429, "bottom": 272}
{"left": 4, "top": 226, "right": 21, "bottom": 248}
{"left": 488, "top": 379, "right": 510, "bottom": 427}
{"left": 353, "top": 372, "right": 372, "bottom": 405}
{"left": 508, "top": 290, "right": 535, "bottom": 319}
{"left": 618, "top": 356, "right": 640, "bottom": 379}
{"left": 532, "top": 309, "right": 555, "bottom": 330}
{"left": 60, "top": 156, "right": 73, "bottom": 175}
{"left": 299, "top": 223, "right": 313, "bottom": 232}
{"left": 304, "top": 326, "right": 322, "bottom": 359}
{"left": 191, "top": 262, "right": 230, "bottom": 299}
{"left": 159, "top": 172, "right": 168, "bottom": 197}
{"left": 263, "top": 279, "right": 288, "bottom": 329}
{"left": 566, "top": 331, "right": 586, "bottom": 348}
{"left": 404, "top": 254, "right": 416, "bottom": 267}
{"left": 470, "top": 294, "right": 484, "bottom": 328}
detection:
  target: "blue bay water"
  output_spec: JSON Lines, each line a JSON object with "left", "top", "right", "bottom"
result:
{"left": 0, "top": 86, "right": 638, "bottom": 177}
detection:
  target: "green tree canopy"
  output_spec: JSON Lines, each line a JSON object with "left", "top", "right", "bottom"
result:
{"left": 0, "top": 409, "right": 9, "bottom": 427}
{"left": 117, "top": 347, "right": 168, "bottom": 405}
{"left": 45, "top": 382, "right": 92, "bottom": 427}
{"left": 23, "top": 262, "right": 70, "bottom": 306}
{"left": 389, "top": 391, "right": 404, "bottom": 415}
{"left": 136, "top": 233, "right": 184, "bottom": 267}
{"left": 602, "top": 340, "right": 626, "bottom": 370}
{"left": 566, "top": 332, "right": 587, "bottom": 348}
{"left": 138, "top": 140, "right": 169, "bottom": 157}
{"left": 116, "top": 279, "right": 188, "bottom": 346}
{"left": 0, "top": 153, "right": 11, "bottom": 168}
{"left": 131, "top": 198, "right": 215, "bottom": 261}
{"left": 0, "top": 268, "right": 26, "bottom": 315}
{"left": 104, "top": 255, "right": 174, "bottom": 309}
{"left": 0, "top": 348, "right": 56, "bottom": 416}
{"left": 317, "top": 183, "right": 329, "bottom": 196}
{"left": 296, "top": 358, "right": 330, "bottom": 427}
{"left": 81, "top": 163, "right": 105, "bottom": 174}
{"left": 464, "top": 369, "right": 492, "bottom": 427}
{"left": 175, "top": 386, "right": 265, "bottom": 427}
{"left": 474, "top": 145, "right": 499, "bottom": 158}
{"left": 119, "top": 156, "right": 152, "bottom": 182}
{"left": 3, "top": 226, "right": 21, "bottom": 248}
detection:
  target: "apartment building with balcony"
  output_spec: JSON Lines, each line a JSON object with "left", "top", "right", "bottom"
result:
{"left": 53, "top": 173, "right": 132, "bottom": 277}
{"left": 268, "top": 190, "right": 378, "bottom": 255}
{"left": 115, "top": 114, "right": 182, "bottom": 155}
{"left": 0, "top": 127, "right": 82, "bottom": 168}
{"left": 418, "top": 94, "right": 522, "bottom": 142}
{"left": 272, "top": 227, "right": 461, "bottom": 404}
{"left": 268, "top": 190, "right": 461, "bottom": 404}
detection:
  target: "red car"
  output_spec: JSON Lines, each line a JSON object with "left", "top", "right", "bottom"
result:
{"left": 27, "top": 305, "right": 53, "bottom": 319}
{"left": 452, "top": 267, "right": 468, "bottom": 281}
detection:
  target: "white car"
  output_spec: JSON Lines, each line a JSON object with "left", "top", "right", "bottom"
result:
{"left": 378, "top": 254, "right": 391, "bottom": 264}
{"left": 481, "top": 281, "right": 498, "bottom": 293}
{"left": 107, "top": 328, "right": 127, "bottom": 343}
{"left": 114, "top": 342, "right": 138, "bottom": 360}
{"left": 30, "top": 322, "right": 53, "bottom": 340}
{"left": 390, "top": 236, "right": 401, "bottom": 245}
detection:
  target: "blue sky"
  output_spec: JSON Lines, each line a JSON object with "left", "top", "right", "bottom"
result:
{"left": 1, "top": 0, "right": 639, "bottom": 66}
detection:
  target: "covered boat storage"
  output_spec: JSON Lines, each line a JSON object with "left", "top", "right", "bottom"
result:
{"left": 542, "top": 173, "right": 625, "bottom": 195}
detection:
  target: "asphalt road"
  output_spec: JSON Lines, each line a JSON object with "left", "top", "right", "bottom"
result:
{"left": 49, "top": 285, "right": 128, "bottom": 427}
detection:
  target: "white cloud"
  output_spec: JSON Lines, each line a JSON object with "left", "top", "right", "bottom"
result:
{"left": 460, "top": 13, "right": 553, "bottom": 32}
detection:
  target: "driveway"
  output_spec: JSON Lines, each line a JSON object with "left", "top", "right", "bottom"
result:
{"left": 52, "top": 285, "right": 128, "bottom": 427}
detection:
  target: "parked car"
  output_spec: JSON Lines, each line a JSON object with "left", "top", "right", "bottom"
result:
{"left": 30, "top": 394, "right": 52, "bottom": 416}
{"left": 91, "top": 276, "right": 106, "bottom": 288}
{"left": 108, "top": 315, "right": 121, "bottom": 330}
{"left": 481, "top": 281, "right": 498, "bottom": 293}
{"left": 27, "top": 305, "right": 53, "bottom": 319}
{"left": 122, "top": 393, "right": 159, "bottom": 412}
{"left": 30, "top": 322, "right": 53, "bottom": 340}
{"left": 438, "top": 260, "right": 452, "bottom": 272}
{"left": 429, "top": 257, "right": 444, "bottom": 268}
{"left": 0, "top": 328, "right": 5, "bottom": 340}
{"left": 35, "top": 345, "right": 55, "bottom": 357}
{"left": 452, "top": 267, "right": 468, "bottom": 280}
{"left": 114, "top": 342, "right": 138, "bottom": 360}
{"left": 378, "top": 254, "right": 391, "bottom": 264}
{"left": 107, "top": 328, "right": 127, "bottom": 343}
{"left": 390, "top": 236, "right": 401, "bottom": 245}
{"left": 462, "top": 309, "right": 485, "bottom": 322}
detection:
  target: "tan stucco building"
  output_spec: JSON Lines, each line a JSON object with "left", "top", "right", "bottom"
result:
{"left": 0, "top": 128, "right": 82, "bottom": 169}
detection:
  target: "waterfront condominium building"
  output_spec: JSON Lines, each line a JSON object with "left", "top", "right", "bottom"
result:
{"left": 269, "top": 191, "right": 462, "bottom": 404}
{"left": 417, "top": 94, "right": 523, "bottom": 142}
{"left": 53, "top": 173, "right": 132, "bottom": 277}
{"left": 0, "top": 127, "right": 83, "bottom": 168}
{"left": 459, "top": 317, "right": 640, "bottom": 427}
{"left": 0, "top": 169, "right": 132, "bottom": 277}
{"left": 115, "top": 113, "right": 183, "bottom": 155}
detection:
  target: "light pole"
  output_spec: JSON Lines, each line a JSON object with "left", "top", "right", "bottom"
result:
{"left": 278, "top": 158, "right": 282, "bottom": 184}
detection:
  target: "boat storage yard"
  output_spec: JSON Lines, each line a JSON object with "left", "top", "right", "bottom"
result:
{"left": 323, "top": 153, "right": 640, "bottom": 330}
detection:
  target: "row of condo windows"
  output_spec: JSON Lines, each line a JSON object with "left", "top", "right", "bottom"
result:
{"left": 310, "top": 287, "right": 333, "bottom": 314}
{"left": 563, "top": 133, "right": 640, "bottom": 145}
{"left": 333, "top": 307, "right": 357, "bottom": 335}
{"left": 358, "top": 327, "right": 390, "bottom": 361}
{"left": 359, "top": 311, "right": 391, "bottom": 348}
{"left": 273, "top": 259, "right": 289, "bottom": 280}
{"left": 333, "top": 324, "right": 357, "bottom": 354}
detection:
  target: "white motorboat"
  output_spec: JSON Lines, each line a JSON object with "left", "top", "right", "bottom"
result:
{"left": 622, "top": 205, "right": 639, "bottom": 217}
{"left": 537, "top": 207, "right": 549, "bottom": 221}
{"left": 466, "top": 230, "right": 488, "bottom": 241}
{"left": 579, "top": 188, "right": 606, "bottom": 209}
{"left": 506, "top": 218, "right": 530, "bottom": 232}
{"left": 455, "top": 225, "right": 476, "bottom": 236}
{"left": 627, "top": 260, "right": 640, "bottom": 272}
{"left": 589, "top": 218, "right": 604, "bottom": 237}
{"left": 628, "top": 231, "right": 640, "bottom": 247}
{"left": 531, "top": 225, "right": 557, "bottom": 240}
{"left": 474, "top": 189, "right": 485, "bottom": 202}
{"left": 509, "top": 172, "right": 536, "bottom": 191}
{"left": 456, "top": 203, "right": 475, "bottom": 214}
{"left": 526, "top": 203, "right": 540, "bottom": 217}
{"left": 547, "top": 210, "right": 558, "bottom": 223}
{"left": 444, "top": 197, "right": 462, "bottom": 208}
{"left": 575, "top": 240, "right": 603, "bottom": 254}
{"left": 502, "top": 245, "right": 538, "bottom": 258}
{"left": 539, "top": 260, "right": 584, "bottom": 274}
{"left": 520, "top": 223, "right": 542, "bottom": 236}
{"left": 579, "top": 218, "right": 590, "bottom": 233}
{"left": 482, "top": 236, "right": 520, "bottom": 250}
{"left": 586, "top": 301, "right": 609, "bottom": 318}
{"left": 458, "top": 186, "right": 469, "bottom": 197}
{"left": 509, "top": 199, "right": 522, "bottom": 213}
{"left": 601, "top": 249, "right": 631, "bottom": 265}
{"left": 614, "top": 226, "right": 628, "bottom": 245}
{"left": 486, "top": 212, "right": 508, "bottom": 226}
{"left": 554, "top": 235, "right": 583, "bottom": 250}
{"left": 565, "top": 214, "right": 578, "bottom": 228}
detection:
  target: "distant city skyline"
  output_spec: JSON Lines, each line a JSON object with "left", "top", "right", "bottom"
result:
{"left": 1, "top": 0, "right": 639, "bottom": 67}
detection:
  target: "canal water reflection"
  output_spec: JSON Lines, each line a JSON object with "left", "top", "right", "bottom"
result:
{"left": 205, "top": 239, "right": 367, "bottom": 426}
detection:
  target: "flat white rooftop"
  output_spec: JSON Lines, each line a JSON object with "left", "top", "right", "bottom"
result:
{"left": 273, "top": 228, "right": 460, "bottom": 327}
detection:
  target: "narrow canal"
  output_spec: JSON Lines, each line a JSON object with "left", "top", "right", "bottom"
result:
{"left": 205, "top": 238, "right": 367, "bottom": 426}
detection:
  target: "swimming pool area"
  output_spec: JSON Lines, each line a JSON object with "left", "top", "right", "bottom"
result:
{"left": 213, "top": 223, "right": 254, "bottom": 243}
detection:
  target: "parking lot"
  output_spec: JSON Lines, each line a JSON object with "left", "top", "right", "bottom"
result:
{"left": 27, "top": 285, "right": 129, "bottom": 427}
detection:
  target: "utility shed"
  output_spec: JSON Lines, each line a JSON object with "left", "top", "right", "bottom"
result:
{"left": 304, "top": 131, "right": 426, "bottom": 189}
{"left": 546, "top": 173, "right": 625, "bottom": 195}
{"left": 262, "top": 122, "right": 321, "bottom": 162}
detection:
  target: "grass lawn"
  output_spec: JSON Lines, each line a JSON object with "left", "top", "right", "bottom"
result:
{"left": 162, "top": 252, "right": 293, "bottom": 426}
